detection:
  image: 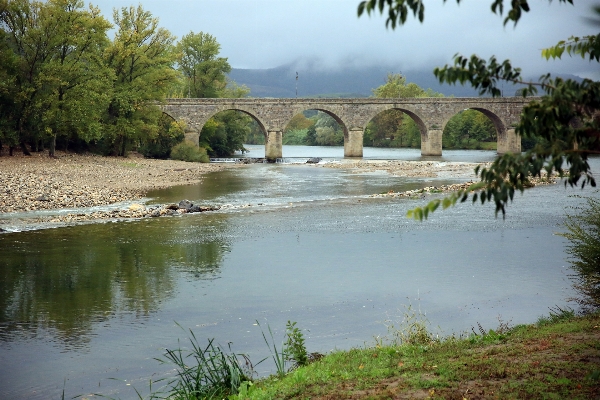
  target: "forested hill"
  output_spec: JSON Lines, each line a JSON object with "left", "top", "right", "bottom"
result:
{"left": 228, "top": 63, "right": 582, "bottom": 98}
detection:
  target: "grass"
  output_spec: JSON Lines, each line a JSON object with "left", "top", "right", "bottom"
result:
{"left": 234, "top": 310, "right": 600, "bottom": 399}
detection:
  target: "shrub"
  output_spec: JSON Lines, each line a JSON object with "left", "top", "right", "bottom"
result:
{"left": 560, "top": 196, "right": 600, "bottom": 311}
{"left": 170, "top": 141, "right": 209, "bottom": 163}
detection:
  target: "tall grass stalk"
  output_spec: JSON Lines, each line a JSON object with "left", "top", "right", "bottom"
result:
{"left": 256, "top": 320, "right": 287, "bottom": 377}
{"left": 155, "top": 326, "right": 252, "bottom": 399}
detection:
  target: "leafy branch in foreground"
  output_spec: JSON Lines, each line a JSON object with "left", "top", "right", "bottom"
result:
{"left": 357, "top": 0, "right": 574, "bottom": 28}
{"left": 358, "top": 1, "right": 600, "bottom": 220}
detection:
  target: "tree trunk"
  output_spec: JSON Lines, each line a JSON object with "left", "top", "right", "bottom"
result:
{"left": 49, "top": 133, "right": 57, "bottom": 157}
{"left": 20, "top": 141, "right": 31, "bottom": 156}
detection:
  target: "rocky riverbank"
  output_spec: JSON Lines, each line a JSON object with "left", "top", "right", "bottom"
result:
{"left": 0, "top": 152, "right": 239, "bottom": 214}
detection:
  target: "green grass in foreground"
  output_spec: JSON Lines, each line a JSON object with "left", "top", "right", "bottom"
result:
{"left": 235, "top": 311, "right": 600, "bottom": 399}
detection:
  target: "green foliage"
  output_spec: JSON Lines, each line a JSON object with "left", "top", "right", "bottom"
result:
{"left": 257, "top": 320, "right": 287, "bottom": 378}
{"left": 284, "top": 321, "right": 308, "bottom": 368}
{"left": 358, "top": 0, "right": 574, "bottom": 28}
{"left": 200, "top": 110, "right": 249, "bottom": 157}
{"left": 170, "top": 140, "right": 209, "bottom": 163}
{"left": 304, "top": 125, "right": 317, "bottom": 146}
{"left": 366, "top": 73, "right": 441, "bottom": 148}
{"left": 282, "top": 129, "right": 308, "bottom": 145}
{"left": 560, "top": 196, "right": 600, "bottom": 311}
{"left": 372, "top": 73, "right": 443, "bottom": 99}
{"left": 156, "top": 329, "right": 253, "bottom": 399}
{"left": 311, "top": 112, "right": 344, "bottom": 146}
{"left": 1, "top": 0, "right": 113, "bottom": 155}
{"left": 284, "top": 113, "right": 314, "bottom": 133}
{"left": 360, "top": 1, "right": 599, "bottom": 219}
{"left": 245, "top": 120, "right": 266, "bottom": 145}
{"left": 443, "top": 109, "right": 496, "bottom": 149}
{"left": 102, "top": 5, "right": 179, "bottom": 156}
{"left": 139, "top": 117, "right": 185, "bottom": 159}
{"left": 176, "top": 31, "right": 231, "bottom": 98}
{"left": 315, "top": 126, "right": 344, "bottom": 146}
{"left": 536, "top": 305, "right": 576, "bottom": 327}
{"left": 175, "top": 33, "right": 251, "bottom": 156}
{"left": 377, "top": 303, "right": 437, "bottom": 347}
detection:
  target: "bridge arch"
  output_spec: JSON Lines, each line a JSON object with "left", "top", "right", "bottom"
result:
{"left": 441, "top": 106, "right": 511, "bottom": 153}
{"left": 286, "top": 107, "right": 349, "bottom": 138}
{"left": 364, "top": 105, "right": 427, "bottom": 138}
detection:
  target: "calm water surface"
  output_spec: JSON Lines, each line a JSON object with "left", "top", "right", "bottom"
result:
{"left": 1, "top": 147, "right": 598, "bottom": 399}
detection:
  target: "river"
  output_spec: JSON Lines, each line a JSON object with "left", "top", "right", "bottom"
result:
{"left": 0, "top": 146, "right": 598, "bottom": 399}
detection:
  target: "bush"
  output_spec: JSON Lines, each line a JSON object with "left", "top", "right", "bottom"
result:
{"left": 560, "top": 196, "right": 600, "bottom": 311}
{"left": 170, "top": 141, "right": 209, "bottom": 163}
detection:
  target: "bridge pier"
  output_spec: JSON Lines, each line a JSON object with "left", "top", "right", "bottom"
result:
{"left": 344, "top": 129, "right": 364, "bottom": 157}
{"left": 265, "top": 130, "right": 283, "bottom": 161}
{"left": 497, "top": 128, "right": 521, "bottom": 155}
{"left": 421, "top": 129, "right": 442, "bottom": 156}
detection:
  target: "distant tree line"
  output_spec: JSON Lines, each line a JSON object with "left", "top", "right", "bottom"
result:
{"left": 0, "top": 0, "right": 249, "bottom": 159}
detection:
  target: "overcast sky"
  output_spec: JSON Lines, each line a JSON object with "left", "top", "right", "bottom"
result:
{"left": 94, "top": 0, "right": 599, "bottom": 79}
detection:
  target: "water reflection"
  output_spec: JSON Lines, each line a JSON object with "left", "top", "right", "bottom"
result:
{"left": 0, "top": 214, "right": 230, "bottom": 348}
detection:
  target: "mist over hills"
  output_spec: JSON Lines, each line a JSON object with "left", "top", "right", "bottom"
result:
{"left": 228, "top": 63, "right": 582, "bottom": 98}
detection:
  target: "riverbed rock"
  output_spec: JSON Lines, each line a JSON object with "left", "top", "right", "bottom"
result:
{"left": 164, "top": 203, "right": 179, "bottom": 210}
{"left": 178, "top": 199, "right": 194, "bottom": 210}
{"left": 306, "top": 157, "right": 321, "bottom": 164}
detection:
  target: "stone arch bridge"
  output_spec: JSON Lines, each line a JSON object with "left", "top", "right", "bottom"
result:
{"left": 162, "top": 97, "right": 532, "bottom": 160}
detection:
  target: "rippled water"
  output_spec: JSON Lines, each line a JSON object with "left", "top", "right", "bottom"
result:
{"left": 0, "top": 148, "right": 598, "bottom": 399}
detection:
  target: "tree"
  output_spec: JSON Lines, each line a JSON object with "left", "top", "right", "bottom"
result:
{"left": 38, "top": 0, "right": 112, "bottom": 156}
{"left": 103, "top": 5, "right": 179, "bottom": 156}
{"left": 176, "top": 31, "right": 231, "bottom": 98}
{"left": 443, "top": 110, "right": 496, "bottom": 149}
{"left": 0, "top": 0, "right": 112, "bottom": 156}
{"left": 358, "top": 0, "right": 599, "bottom": 219}
{"left": 0, "top": 10, "right": 19, "bottom": 154}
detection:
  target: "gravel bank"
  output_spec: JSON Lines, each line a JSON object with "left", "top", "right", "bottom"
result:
{"left": 320, "top": 159, "right": 488, "bottom": 179}
{"left": 0, "top": 152, "right": 239, "bottom": 214}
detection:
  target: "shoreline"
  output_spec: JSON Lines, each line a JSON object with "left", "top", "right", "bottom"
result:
{"left": 0, "top": 153, "right": 554, "bottom": 231}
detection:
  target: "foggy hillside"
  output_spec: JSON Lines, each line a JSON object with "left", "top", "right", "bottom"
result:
{"left": 228, "top": 63, "right": 582, "bottom": 98}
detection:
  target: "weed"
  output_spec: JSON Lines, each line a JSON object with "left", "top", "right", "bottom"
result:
{"left": 380, "top": 303, "right": 438, "bottom": 346}
{"left": 536, "top": 305, "right": 576, "bottom": 327}
{"left": 285, "top": 321, "right": 308, "bottom": 368}
{"left": 155, "top": 326, "right": 254, "bottom": 399}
